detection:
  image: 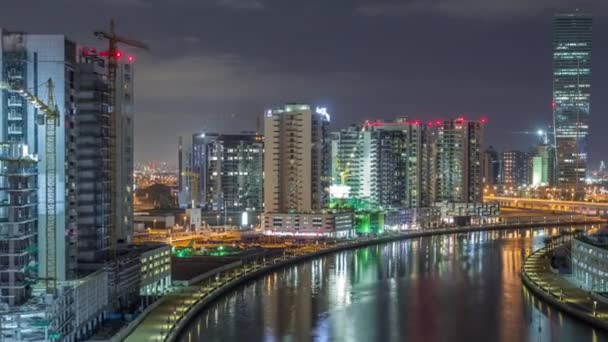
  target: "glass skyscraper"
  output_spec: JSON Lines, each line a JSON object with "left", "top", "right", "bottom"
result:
{"left": 552, "top": 12, "right": 592, "bottom": 188}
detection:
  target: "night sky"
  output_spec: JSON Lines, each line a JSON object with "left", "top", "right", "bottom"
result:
{"left": 1, "top": 0, "right": 607, "bottom": 167}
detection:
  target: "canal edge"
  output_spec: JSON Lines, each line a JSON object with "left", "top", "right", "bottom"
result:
{"left": 161, "top": 219, "right": 605, "bottom": 342}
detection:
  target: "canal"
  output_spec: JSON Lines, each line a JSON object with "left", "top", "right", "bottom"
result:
{"left": 179, "top": 226, "right": 608, "bottom": 342}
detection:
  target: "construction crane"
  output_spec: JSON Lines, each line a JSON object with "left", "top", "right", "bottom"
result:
{"left": 94, "top": 20, "right": 149, "bottom": 255}
{"left": 0, "top": 78, "right": 59, "bottom": 294}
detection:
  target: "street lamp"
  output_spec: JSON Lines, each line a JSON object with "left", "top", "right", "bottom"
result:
{"left": 594, "top": 300, "right": 598, "bottom": 317}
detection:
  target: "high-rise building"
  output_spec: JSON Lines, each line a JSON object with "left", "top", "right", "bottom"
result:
{"left": 529, "top": 138, "right": 555, "bottom": 187}
{"left": 0, "top": 143, "right": 37, "bottom": 307}
{"left": 331, "top": 118, "right": 427, "bottom": 209}
{"left": 331, "top": 125, "right": 366, "bottom": 201}
{"left": 115, "top": 61, "right": 135, "bottom": 244}
{"left": 435, "top": 118, "right": 484, "bottom": 203}
{"left": 264, "top": 103, "right": 330, "bottom": 213}
{"left": 552, "top": 12, "right": 592, "bottom": 188}
{"left": 179, "top": 132, "right": 264, "bottom": 213}
{"left": 332, "top": 117, "right": 484, "bottom": 208}
{"left": 203, "top": 133, "right": 264, "bottom": 212}
{"left": 74, "top": 52, "right": 111, "bottom": 265}
{"left": 0, "top": 30, "right": 79, "bottom": 283}
{"left": 74, "top": 50, "right": 136, "bottom": 266}
{"left": 178, "top": 134, "right": 195, "bottom": 208}
{"left": 500, "top": 150, "right": 530, "bottom": 187}
{"left": 482, "top": 146, "right": 500, "bottom": 185}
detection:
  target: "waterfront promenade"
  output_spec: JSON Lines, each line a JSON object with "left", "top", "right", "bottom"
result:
{"left": 124, "top": 215, "right": 604, "bottom": 342}
{"left": 522, "top": 246, "right": 608, "bottom": 330}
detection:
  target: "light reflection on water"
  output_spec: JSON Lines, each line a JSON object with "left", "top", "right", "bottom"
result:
{"left": 181, "top": 226, "right": 608, "bottom": 342}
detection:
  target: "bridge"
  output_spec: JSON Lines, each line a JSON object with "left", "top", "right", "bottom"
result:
{"left": 485, "top": 196, "right": 608, "bottom": 216}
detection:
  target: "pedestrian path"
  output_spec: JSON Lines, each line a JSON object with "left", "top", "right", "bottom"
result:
{"left": 523, "top": 247, "right": 608, "bottom": 323}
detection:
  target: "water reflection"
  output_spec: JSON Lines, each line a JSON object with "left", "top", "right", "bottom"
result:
{"left": 180, "top": 226, "right": 607, "bottom": 342}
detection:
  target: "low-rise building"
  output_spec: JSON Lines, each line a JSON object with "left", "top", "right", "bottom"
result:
{"left": 106, "top": 243, "right": 172, "bottom": 312}
{"left": 69, "top": 269, "right": 109, "bottom": 341}
{"left": 435, "top": 202, "right": 500, "bottom": 226}
{"left": 262, "top": 212, "right": 354, "bottom": 238}
{"left": 139, "top": 244, "right": 171, "bottom": 297}
{"left": 572, "top": 233, "right": 608, "bottom": 292}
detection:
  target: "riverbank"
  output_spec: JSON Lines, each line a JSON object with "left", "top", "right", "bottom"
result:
{"left": 522, "top": 246, "right": 608, "bottom": 331}
{"left": 124, "top": 217, "right": 604, "bottom": 342}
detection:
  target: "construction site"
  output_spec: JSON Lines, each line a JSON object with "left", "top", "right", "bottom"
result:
{"left": 0, "top": 22, "right": 157, "bottom": 342}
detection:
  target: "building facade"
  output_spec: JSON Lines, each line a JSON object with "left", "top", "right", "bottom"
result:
{"left": 178, "top": 134, "right": 195, "bottom": 208}
{"left": 74, "top": 53, "right": 111, "bottom": 265}
{"left": 264, "top": 104, "right": 330, "bottom": 213}
{"left": 179, "top": 132, "right": 264, "bottom": 213}
{"left": 572, "top": 234, "right": 608, "bottom": 292}
{"left": 0, "top": 29, "right": 79, "bottom": 286}
{"left": 482, "top": 146, "right": 500, "bottom": 185}
{"left": 331, "top": 118, "right": 428, "bottom": 209}
{"left": 203, "top": 133, "right": 263, "bottom": 212}
{"left": 0, "top": 143, "right": 37, "bottom": 307}
{"left": 531, "top": 144, "right": 552, "bottom": 187}
{"left": 500, "top": 150, "right": 530, "bottom": 187}
{"left": 262, "top": 211, "right": 354, "bottom": 238}
{"left": 435, "top": 118, "right": 484, "bottom": 203}
{"left": 332, "top": 117, "right": 484, "bottom": 208}
{"left": 552, "top": 12, "right": 592, "bottom": 188}
{"left": 114, "top": 61, "right": 135, "bottom": 244}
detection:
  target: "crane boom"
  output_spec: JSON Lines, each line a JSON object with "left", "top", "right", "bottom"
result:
{"left": 0, "top": 78, "right": 58, "bottom": 294}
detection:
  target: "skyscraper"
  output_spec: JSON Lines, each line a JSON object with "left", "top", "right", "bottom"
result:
{"left": 75, "top": 52, "right": 111, "bottom": 265}
{"left": 179, "top": 132, "right": 264, "bottom": 213}
{"left": 331, "top": 118, "right": 427, "bottom": 209}
{"left": 0, "top": 143, "right": 37, "bottom": 306}
{"left": 435, "top": 118, "right": 484, "bottom": 203}
{"left": 500, "top": 150, "right": 530, "bottom": 187}
{"left": 203, "top": 133, "right": 264, "bottom": 212}
{"left": 332, "top": 117, "right": 485, "bottom": 208}
{"left": 178, "top": 134, "right": 195, "bottom": 208}
{"left": 482, "top": 146, "right": 500, "bottom": 185}
{"left": 114, "top": 61, "right": 135, "bottom": 244}
{"left": 264, "top": 104, "right": 330, "bottom": 213}
{"left": 74, "top": 49, "right": 136, "bottom": 268}
{"left": 552, "top": 12, "right": 592, "bottom": 188}
{"left": 0, "top": 29, "right": 79, "bottom": 284}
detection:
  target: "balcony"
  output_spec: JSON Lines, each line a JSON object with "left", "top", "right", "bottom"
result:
{"left": 8, "top": 111, "right": 22, "bottom": 121}
{"left": 7, "top": 97, "right": 23, "bottom": 107}
{"left": 7, "top": 126, "right": 23, "bottom": 135}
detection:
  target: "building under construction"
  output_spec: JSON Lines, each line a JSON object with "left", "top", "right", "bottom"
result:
{"left": 0, "top": 25, "right": 149, "bottom": 342}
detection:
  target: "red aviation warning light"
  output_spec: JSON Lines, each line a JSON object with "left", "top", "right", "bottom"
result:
{"left": 98, "top": 50, "right": 124, "bottom": 59}
{"left": 480, "top": 117, "right": 487, "bottom": 124}
{"left": 127, "top": 55, "right": 135, "bottom": 62}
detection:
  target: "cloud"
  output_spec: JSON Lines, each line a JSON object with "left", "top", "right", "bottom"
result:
{"left": 355, "top": 0, "right": 602, "bottom": 19}
{"left": 135, "top": 54, "right": 357, "bottom": 102}
{"left": 70, "top": 0, "right": 266, "bottom": 10}
{"left": 216, "top": 0, "right": 265, "bottom": 10}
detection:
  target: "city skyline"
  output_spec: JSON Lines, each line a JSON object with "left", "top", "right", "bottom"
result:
{"left": 2, "top": 4, "right": 608, "bottom": 341}
{"left": 0, "top": 1, "right": 606, "bottom": 166}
